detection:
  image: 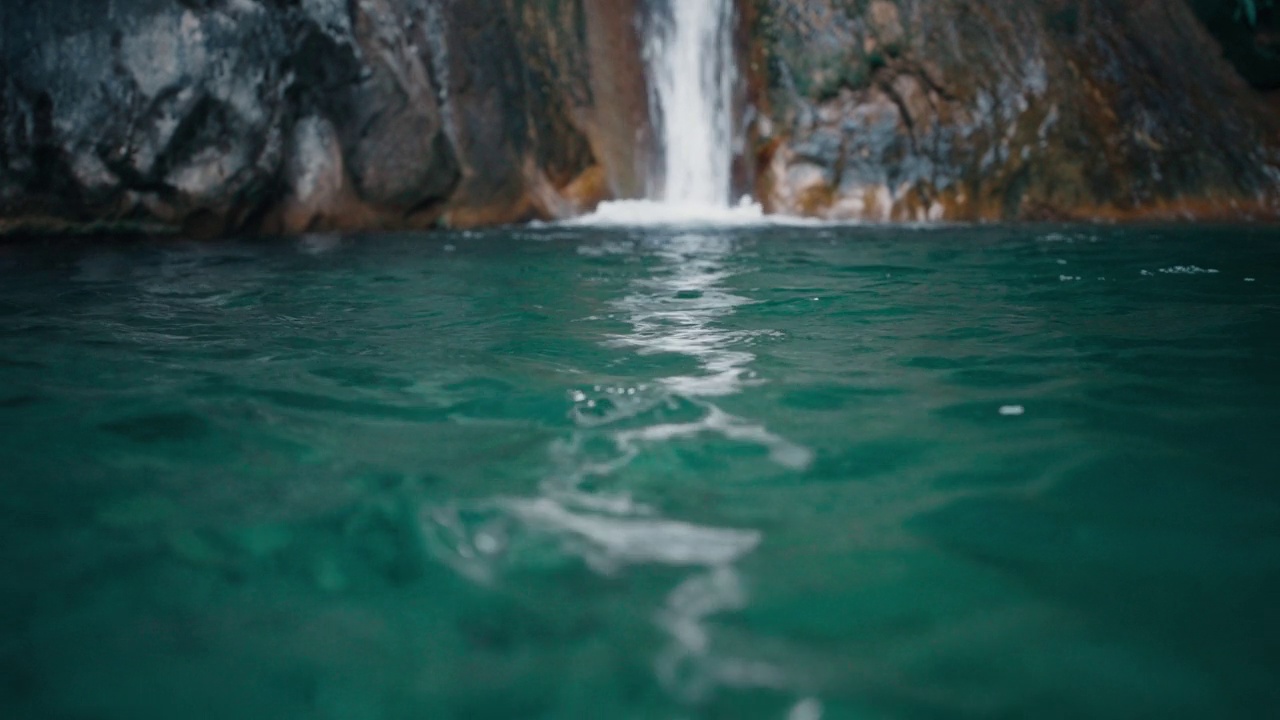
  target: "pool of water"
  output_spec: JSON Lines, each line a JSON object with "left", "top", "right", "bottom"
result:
{"left": 1, "top": 224, "right": 1278, "bottom": 718}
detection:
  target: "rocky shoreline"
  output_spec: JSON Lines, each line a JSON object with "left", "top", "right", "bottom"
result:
{"left": 2, "top": 0, "right": 1277, "bottom": 236}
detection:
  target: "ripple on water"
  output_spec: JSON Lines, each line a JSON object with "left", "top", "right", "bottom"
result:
{"left": 4, "top": 225, "right": 1280, "bottom": 718}
{"left": 100, "top": 411, "right": 213, "bottom": 444}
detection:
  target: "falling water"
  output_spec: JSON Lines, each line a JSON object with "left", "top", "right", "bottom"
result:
{"left": 577, "top": 0, "right": 764, "bottom": 224}
{"left": 646, "top": 0, "right": 737, "bottom": 207}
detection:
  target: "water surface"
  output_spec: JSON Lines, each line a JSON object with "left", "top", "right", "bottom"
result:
{"left": 1, "top": 224, "right": 1278, "bottom": 718}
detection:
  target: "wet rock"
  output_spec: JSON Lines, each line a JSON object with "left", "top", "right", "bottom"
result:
{"left": 0, "top": 0, "right": 650, "bottom": 236}
{"left": 745, "top": 0, "right": 1280, "bottom": 221}
{"left": 4, "top": 0, "right": 1278, "bottom": 232}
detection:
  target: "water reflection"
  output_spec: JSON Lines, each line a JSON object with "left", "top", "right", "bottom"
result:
{"left": 424, "top": 232, "right": 814, "bottom": 710}
{"left": 609, "top": 234, "right": 813, "bottom": 703}
{"left": 608, "top": 234, "right": 813, "bottom": 468}
{"left": 610, "top": 234, "right": 755, "bottom": 397}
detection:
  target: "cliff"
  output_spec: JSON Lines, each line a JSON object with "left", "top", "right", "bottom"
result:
{"left": 746, "top": 0, "right": 1280, "bottom": 221}
{"left": 2, "top": 0, "right": 1278, "bottom": 235}
{"left": 0, "top": 0, "right": 649, "bottom": 235}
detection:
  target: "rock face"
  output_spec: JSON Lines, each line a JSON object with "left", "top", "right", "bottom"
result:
{"left": 0, "top": 0, "right": 650, "bottom": 235}
{"left": 745, "top": 0, "right": 1280, "bottom": 221}
{"left": 2, "top": 0, "right": 1279, "bottom": 234}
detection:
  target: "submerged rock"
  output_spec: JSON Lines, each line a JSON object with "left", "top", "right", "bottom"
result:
{"left": 744, "top": 0, "right": 1280, "bottom": 221}
{"left": 1, "top": 0, "right": 1278, "bottom": 233}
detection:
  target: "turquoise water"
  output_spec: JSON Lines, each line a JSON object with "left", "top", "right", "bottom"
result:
{"left": 0, "top": 225, "right": 1278, "bottom": 718}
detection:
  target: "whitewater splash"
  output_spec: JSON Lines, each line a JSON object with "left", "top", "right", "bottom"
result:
{"left": 573, "top": 198, "right": 764, "bottom": 226}
{"left": 579, "top": 0, "right": 764, "bottom": 225}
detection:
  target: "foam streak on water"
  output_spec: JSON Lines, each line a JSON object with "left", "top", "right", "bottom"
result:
{"left": 421, "top": 233, "right": 814, "bottom": 708}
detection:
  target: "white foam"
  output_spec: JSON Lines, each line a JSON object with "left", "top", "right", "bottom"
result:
{"left": 789, "top": 699, "right": 826, "bottom": 720}
{"left": 568, "top": 198, "right": 824, "bottom": 228}
{"left": 570, "top": 198, "right": 760, "bottom": 226}
{"left": 512, "top": 498, "right": 761, "bottom": 571}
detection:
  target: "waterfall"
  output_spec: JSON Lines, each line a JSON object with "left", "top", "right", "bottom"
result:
{"left": 576, "top": 0, "right": 765, "bottom": 225}
{"left": 646, "top": 0, "right": 736, "bottom": 207}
